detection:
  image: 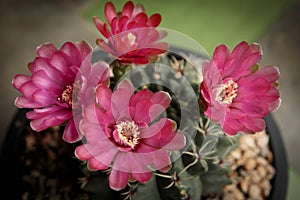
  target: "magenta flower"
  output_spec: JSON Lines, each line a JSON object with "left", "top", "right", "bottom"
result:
{"left": 93, "top": 1, "right": 168, "bottom": 64}
{"left": 75, "top": 80, "right": 185, "bottom": 190}
{"left": 12, "top": 41, "right": 110, "bottom": 143}
{"left": 200, "top": 41, "right": 281, "bottom": 135}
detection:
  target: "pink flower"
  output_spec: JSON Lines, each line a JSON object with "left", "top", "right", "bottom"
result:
{"left": 12, "top": 41, "right": 110, "bottom": 143}
{"left": 93, "top": 1, "right": 168, "bottom": 64}
{"left": 200, "top": 41, "right": 281, "bottom": 135}
{"left": 75, "top": 80, "right": 185, "bottom": 190}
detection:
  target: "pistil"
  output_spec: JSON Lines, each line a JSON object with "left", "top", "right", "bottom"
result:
{"left": 115, "top": 121, "right": 140, "bottom": 149}
{"left": 216, "top": 79, "right": 238, "bottom": 104}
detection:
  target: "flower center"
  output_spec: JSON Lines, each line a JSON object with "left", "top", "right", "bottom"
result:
{"left": 127, "top": 32, "right": 136, "bottom": 46}
{"left": 216, "top": 79, "right": 238, "bottom": 104}
{"left": 116, "top": 121, "right": 140, "bottom": 149}
{"left": 58, "top": 84, "right": 73, "bottom": 105}
{"left": 58, "top": 81, "right": 81, "bottom": 108}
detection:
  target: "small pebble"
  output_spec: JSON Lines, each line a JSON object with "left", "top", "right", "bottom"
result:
{"left": 222, "top": 131, "right": 275, "bottom": 200}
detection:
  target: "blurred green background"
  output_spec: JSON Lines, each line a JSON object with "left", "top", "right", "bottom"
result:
{"left": 84, "top": 0, "right": 289, "bottom": 55}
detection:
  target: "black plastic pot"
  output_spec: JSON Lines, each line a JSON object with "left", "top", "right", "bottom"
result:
{"left": 265, "top": 114, "right": 289, "bottom": 200}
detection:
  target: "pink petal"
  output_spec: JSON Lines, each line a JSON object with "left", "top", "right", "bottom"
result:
{"left": 110, "top": 17, "right": 119, "bottom": 34}
{"left": 60, "top": 42, "right": 81, "bottom": 65}
{"left": 122, "top": 56, "right": 149, "bottom": 64}
{"left": 135, "top": 12, "right": 148, "bottom": 25}
{"left": 212, "top": 44, "right": 230, "bottom": 69}
{"left": 32, "top": 89, "right": 57, "bottom": 105}
{"left": 75, "top": 144, "right": 95, "bottom": 160}
{"left": 229, "top": 41, "right": 249, "bottom": 61}
{"left": 18, "top": 81, "right": 38, "bottom": 97}
{"left": 138, "top": 29, "right": 160, "bottom": 45}
{"left": 222, "top": 123, "right": 239, "bottom": 135}
{"left": 118, "top": 15, "right": 129, "bottom": 31}
{"left": 268, "top": 97, "right": 281, "bottom": 112}
{"left": 133, "top": 148, "right": 171, "bottom": 172}
{"left": 237, "top": 78, "right": 270, "bottom": 98}
{"left": 137, "top": 48, "right": 167, "bottom": 57}
{"left": 114, "top": 152, "right": 150, "bottom": 173}
{"left": 131, "top": 91, "right": 169, "bottom": 123}
{"left": 203, "top": 61, "right": 221, "bottom": 87}
{"left": 75, "top": 144, "right": 109, "bottom": 160}
{"left": 205, "top": 101, "right": 226, "bottom": 123}
{"left": 29, "top": 109, "right": 72, "bottom": 131}
{"left": 132, "top": 100, "right": 152, "bottom": 123}
{"left": 163, "top": 132, "right": 186, "bottom": 150}
{"left": 32, "top": 70, "right": 63, "bottom": 92}
{"left": 140, "top": 118, "right": 169, "bottom": 138}
{"left": 151, "top": 150, "right": 171, "bottom": 172}
{"left": 146, "top": 42, "right": 169, "bottom": 52}
{"left": 136, "top": 143, "right": 157, "bottom": 153}
{"left": 240, "top": 51, "right": 262, "bottom": 71}
{"left": 104, "top": 2, "right": 117, "bottom": 25}
{"left": 122, "top": 1, "right": 134, "bottom": 17}
{"left": 242, "top": 117, "right": 266, "bottom": 132}
{"left": 127, "top": 21, "right": 139, "bottom": 30}
{"left": 132, "top": 4, "right": 145, "bottom": 17}
{"left": 96, "top": 38, "right": 115, "bottom": 55}
{"left": 150, "top": 91, "right": 171, "bottom": 108}
{"left": 82, "top": 104, "right": 101, "bottom": 124}
{"left": 76, "top": 142, "right": 115, "bottom": 164}
{"left": 262, "top": 87, "right": 280, "bottom": 103}
{"left": 79, "top": 120, "right": 105, "bottom": 142}
{"left": 148, "top": 14, "right": 162, "bottom": 27}
{"left": 28, "top": 58, "right": 67, "bottom": 83}
{"left": 112, "top": 33, "right": 134, "bottom": 56}
{"left": 231, "top": 101, "right": 268, "bottom": 117}
{"left": 130, "top": 89, "right": 153, "bottom": 106}
{"left": 50, "top": 52, "right": 74, "bottom": 75}
{"left": 222, "top": 41, "right": 249, "bottom": 76}
{"left": 63, "top": 119, "right": 82, "bottom": 143}
{"left": 87, "top": 158, "right": 110, "bottom": 171}
{"left": 142, "top": 118, "right": 177, "bottom": 148}
{"left": 230, "top": 52, "right": 261, "bottom": 79}
{"left": 96, "top": 84, "right": 112, "bottom": 111}
{"left": 223, "top": 117, "right": 244, "bottom": 135}
{"left": 227, "top": 107, "right": 246, "bottom": 118}
{"left": 12, "top": 74, "right": 31, "bottom": 90}
{"left": 93, "top": 146, "right": 118, "bottom": 167}
{"left": 75, "top": 41, "right": 93, "bottom": 60}
{"left": 225, "top": 42, "right": 262, "bottom": 78}
{"left": 251, "top": 65, "right": 280, "bottom": 83}
{"left": 109, "top": 169, "right": 129, "bottom": 191}
{"left": 148, "top": 104, "right": 166, "bottom": 122}
{"left": 200, "top": 82, "right": 211, "bottom": 108}
{"left": 26, "top": 106, "right": 62, "bottom": 117}
{"left": 131, "top": 171, "right": 152, "bottom": 183}
{"left": 93, "top": 17, "right": 111, "bottom": 38}
{"left": 111, "top": 80, "right": 134, "bottom": 121}
{"left": 81, "top": 107, "right": 113, "bottom": 139}
{"left": 36, "top": 43, "right": 57, "bottom": 58}
{"left": 111, "top": 88, "right": 132, "bottom": 121}
{"left": 14, "top": 96, "right": 43, "bottom": 108}
{"left": 117, "top": 79, "right": 135, "bottom": 93}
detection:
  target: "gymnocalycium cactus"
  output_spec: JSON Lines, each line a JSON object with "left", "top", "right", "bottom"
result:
{"left": 12, "top": 1, "right": 281, "bottom": 200}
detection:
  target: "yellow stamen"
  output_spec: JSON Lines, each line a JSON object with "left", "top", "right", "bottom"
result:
{"left": 216, "top": 80, "right": 238, "bottom": 104}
